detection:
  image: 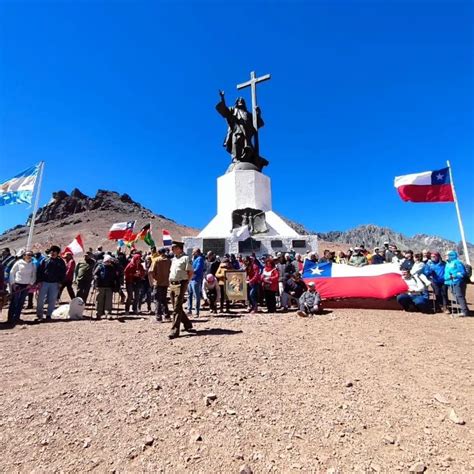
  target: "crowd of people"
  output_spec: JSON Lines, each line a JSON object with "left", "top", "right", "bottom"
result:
{"left": 0, "top": 240, "right": 471, "bottom": 338}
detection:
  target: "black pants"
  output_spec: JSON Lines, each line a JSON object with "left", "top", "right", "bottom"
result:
{"left": 59, "top": 281, "right": 75, "bottom": 301}
{"left": 126, "top": 281, "right": 142, "bottom": 313}
{"left": 431, "top": 282, "right": 448, "bottom": 311}
{"left": 77, "top": 280, "right": 92, "bottom": 303}
{"left": 219, "top": 284, "right": 229, "bottom": 312}
{"left": 170, "top": 281, "right": 192, "bottom": 335}
{"left": 264, "top": 289, "right": 277, "bottom": 313}
{"left": 207, "top": 288, "right": 217, "bottom": 312}
{"left": 154, "top": 286, "right": 169, "bottom": 318}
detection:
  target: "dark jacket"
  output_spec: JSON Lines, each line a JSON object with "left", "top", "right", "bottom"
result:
{"left": 37, "top": 257, "right": 67, "bottom": 283}
{"left": 284, "top": 278, "right": 307, "bottom": 299}
{"left": 94, "top": 263, "right": 120, "bottom": 289}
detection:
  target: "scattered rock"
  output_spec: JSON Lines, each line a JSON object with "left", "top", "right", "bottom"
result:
{"left": 409, "top": 462, "right": 426, "bottom": 473}
{"left": 83, "top": 437, "right": 91, "bottom": 449}
{"left": 226, "top": 409, "right": 237, "bottom": 415}
{"left": 345, "top": 381, "right": 353, "bottom": 388}
{"left": 434, "top": 393, "right": 449, "bottom": 404}
{"left": 144, "top": 435, "right": 154, "bottom": 446}
{"left": 448, "top": 408, "right": 465, "bottom": 425}
{"left": 206, "top": 393, "right": 217, "bottom": 401}
{"left": 239, "top": 464, "right": 253, "bottom": 474}
{"left": 383, "top": 435, "right": 395, "bottom": 445}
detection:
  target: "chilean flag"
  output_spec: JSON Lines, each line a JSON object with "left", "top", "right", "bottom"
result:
{"left": 108, "top": 221, "right": 136, "bottom": 240}
{"left": 162, "top": 229, "right": 172, "bottom": 246}
{"left": 62, "top": 234, "right": 84, "bottom": 256}
{"left": 302, "top": 260, "right": 409, "bottom": 300}
{"left": 394, "top": 167, "right": 454, "bottom": 203}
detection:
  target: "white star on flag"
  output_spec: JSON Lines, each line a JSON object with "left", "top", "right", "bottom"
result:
{"left": 435, "top": 173, "right": 444, "bottom": 181}
{"left": 311, "top": 267, "right": 324, "bottom": 276}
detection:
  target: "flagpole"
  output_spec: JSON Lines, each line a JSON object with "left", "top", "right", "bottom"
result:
{"left": 26, "top": 161, "right": 45, "bottom": 251}
{"left": 446, "top": 160, "right": 470, "bottom": 265}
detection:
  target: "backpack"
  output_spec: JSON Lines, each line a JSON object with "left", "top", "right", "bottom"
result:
{"left": 464, "top": 263, "right": 473, "bottom": 284}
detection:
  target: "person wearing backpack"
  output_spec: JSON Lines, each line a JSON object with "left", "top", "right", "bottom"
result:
{"left": 444, "top": 250, "right": 469, "bottom": 317}
{"left": 93, "top": 254, "right": 120, "bottom": 319}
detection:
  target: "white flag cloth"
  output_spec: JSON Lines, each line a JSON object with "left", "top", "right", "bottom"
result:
{"left": 0, "top": 164, "right": 39, "bottom": 206}
{"left": 63, "top": 235, "right": 84, "bottom": 256}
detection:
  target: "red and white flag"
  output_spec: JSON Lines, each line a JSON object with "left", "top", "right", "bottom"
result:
{"left": 162, "top": 229, "right": 172, "bottom": 246}
{"left": 394, "top": 167, "right": 454, "bottom": 203}
{"left": 108, "top": 221, "right": 135, "bottom": 240}
{"left": 63, "top": 234, "right": 84, "bottom": 256}
{"left": 303, "top": 260, "right": 408, "bottom": 299}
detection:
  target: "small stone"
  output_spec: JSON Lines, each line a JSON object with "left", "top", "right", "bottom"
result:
{"left": 191, "top": 432, "right": 202, "bottom": 442}
{"left": 141, "top": 411, "right": 150, "bottom": 420}
{"left": 40, "top": 439, "right": 49, "bottom": 446}
{"left": 226, "top": 409, "right": 236, "bottom": 415}
{"left": 152, "top": 383, "right": 162, "bottom": 391}
{"left": 239, "top": 464, "right": 253, "bottom": 474}
{"left": 206, "top": 393, "right": 217, "bottom": 401}
{"left": 144, "top": 435, "right": 154, "bottom": 446}
{"left": 434, "top": 393, "right": 449, "bottom": 404}
{"left": 383, "top": 435, "right": 395, "bottom": 445}
{"left": 83, "top": 437, "right": 91, "bottom": 448}
{"left": 409, "top": 462, "right": 426, "bottom": 473}
{"left": 127, "top": 448, "right": 138, "bottom": 460}
{"left": 345, "top": 381, "right": 353, "bottom": 388}
{"left": 448, "top": 408, "right": 465, "bottom": 425}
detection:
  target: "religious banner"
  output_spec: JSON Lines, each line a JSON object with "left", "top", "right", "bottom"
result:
{"left": 225, "top": 270, "right": 247, "bottom": 301}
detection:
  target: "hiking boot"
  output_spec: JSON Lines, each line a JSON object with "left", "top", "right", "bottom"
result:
{"left": 168, "top": 332, "right": 179, "bottom": 339}
{"left": 296, "top": 310, "right": 308, "bottom": 318}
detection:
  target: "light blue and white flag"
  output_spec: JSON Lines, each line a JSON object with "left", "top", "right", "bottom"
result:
{"left": 0, "top": 164, "right": 40, "bottom": 206}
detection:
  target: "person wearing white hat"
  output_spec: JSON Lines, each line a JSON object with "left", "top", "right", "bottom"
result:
{"left": 297, "top": 282, "right": 322, "bottom": 317}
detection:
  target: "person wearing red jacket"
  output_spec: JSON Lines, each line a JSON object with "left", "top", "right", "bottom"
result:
{"left": 59, "top": 252, "right": 76, "bottom": 301}
{"left": 124, "top": 253, "right": 145, "bottom": 315}
{"left": 261, "top": 258, "right": 279, "bottom": 313}
{"left": 244, "top": 256, "right": 260, "bottom": 313}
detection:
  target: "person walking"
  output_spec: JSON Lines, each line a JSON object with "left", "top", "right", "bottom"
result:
{"left": 297, "top": 282, "right": 321, "bottom": 317}
{"left": 149, "top": 248, "right": 171, "bottom": 322}
{"left": 168, "top": 242, "right": 195, "bottom": 339}
{"left": 8, "top": 251, "right": 36, "bottom": 325}
{"left": 36, "top": 246, "right": 66, "bottom": 321}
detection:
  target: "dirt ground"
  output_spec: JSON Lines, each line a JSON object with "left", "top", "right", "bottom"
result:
{"left": 0, "top": 289, "right": 473, "bottom": 473}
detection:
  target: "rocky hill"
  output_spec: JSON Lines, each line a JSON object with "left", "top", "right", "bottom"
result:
{"left": 0, "top": 189, "right": 198, "bottom": 252}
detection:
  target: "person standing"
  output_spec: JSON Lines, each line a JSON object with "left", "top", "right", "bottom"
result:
{"left": 75, "top": 252, "right": 95, "bottom": 303}
{"left": 8, "top": 251, "right": 36, "bottom": 325}
{"left": 444, "top": 250, "right": 469, "bottom": 317}
{"left": 93, "top": 254, "right": 120, "bottom": 319}
{"left": 244, "top": 256, "right": 260, "bottom": 313}
{"left": 215, "top": 257, "right": 232, "bottom": 313}
{"left": 261, "top": 258, "right": 279, "bottom": 313}
{"left": 36, "top": 245, "right": 66, "bottom": 321}
{"left": 187, "top": 247, "right": 205, "bottom": 317}
{"left": 149, "top": 247, "right": 171, "bottom": 322}
{"left": 425, "top": 252, "right": 448, "bottom": 312}
{"left": 124, "top": 253, "right": 145, "bottom": 315}
{"left": 168, "top": 242, "right": 195, "bottom": 339}
{"left": 59, "top": 252, "right": 76, "bottom": 301}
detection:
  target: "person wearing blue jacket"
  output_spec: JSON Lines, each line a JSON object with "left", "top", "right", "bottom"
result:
{"left": 425, "top": 252, "right": 448, "bottom": 313}
{"left": 444, "top": 250, "right": 469, "bottom": 317}
{"left": 187, "top": 247, "right": 205, "bottom": 317}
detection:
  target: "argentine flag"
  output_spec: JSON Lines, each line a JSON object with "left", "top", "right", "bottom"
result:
{"left": 0, "top": 165, "right": 40, "bottom": 206}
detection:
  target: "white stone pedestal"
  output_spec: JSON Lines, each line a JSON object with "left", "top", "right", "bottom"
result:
{"left": 184, "top": 170, "right": 318, "bottom": 256}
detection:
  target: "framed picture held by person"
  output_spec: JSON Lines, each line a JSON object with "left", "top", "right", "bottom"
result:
{"left": 225, "top": 270, "right": 247, "bottom": 301}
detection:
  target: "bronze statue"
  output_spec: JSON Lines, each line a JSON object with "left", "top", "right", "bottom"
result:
{"left": 216, "top": 90, "right": 269, "bottom": 173}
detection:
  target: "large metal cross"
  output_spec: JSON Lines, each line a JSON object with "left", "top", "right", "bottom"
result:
{"left": 237, "top": 70, "right": 271, "bottom": 157}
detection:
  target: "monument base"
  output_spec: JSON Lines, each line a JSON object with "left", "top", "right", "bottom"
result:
{"left": 183, "top": 169, "right": 318, "bottom": 256}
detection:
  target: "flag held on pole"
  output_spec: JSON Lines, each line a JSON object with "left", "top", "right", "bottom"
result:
{"left": 62, "top": 234, "right": 84, "bottom": 256}
{"left": 108, "top": 221, "right": 136, "bottom": 240}
{"left": 394, "top": 167, "right": 454, "bottom": 203}
{"left": 0, "top": 164, "right": 40, "bottom": 206}
{"left": 162, "top": 229, "right": 172, "bottom": 246}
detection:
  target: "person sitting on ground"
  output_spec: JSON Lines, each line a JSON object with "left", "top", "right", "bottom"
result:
{"left": 202, "top": 273, "right": 220, "bottom": 314}
{"left": 8, "top": 250, "right": 36, "bottom": 325}
{"left": 93, "top": 254, "right": 120, "bottom": 320}
{"left": 348, "top": 247, "right": 368, "bottom": 267}
{"left": 281, "top": 272, "right": 307, "bottom": 311}
{"left": 396, "top": 269, "right": 431, "bottom": 314}
{"left": 400, "top": 250, "right": 415, "bottom": 272}
{"left": 444, "top": 250, "right": 469, "bottom": 317}
{"left": 425, "top": 252, "right": 448, "bottom": 313}
{"left": 297, "top": 282, "right": 322, "bottom": 317}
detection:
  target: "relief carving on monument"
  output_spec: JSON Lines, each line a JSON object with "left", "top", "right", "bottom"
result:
{"left": 232, "top": 208, "right": 268, "bottom": 235}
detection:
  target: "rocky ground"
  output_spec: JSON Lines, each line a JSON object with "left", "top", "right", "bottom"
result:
{"left": 0, "top": 291, "right": 473, "bottom": 473}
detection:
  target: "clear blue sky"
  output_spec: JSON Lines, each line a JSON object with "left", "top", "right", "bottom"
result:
{"left": 1, "top": 1, "right": 473, "bottom": 243}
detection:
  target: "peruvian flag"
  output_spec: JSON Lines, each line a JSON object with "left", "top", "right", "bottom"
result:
{"left": 162, "top": 229, "right": 172, "bottom": 246}
{"left": 108, "top": 221, "right": 135, "bottom": 240}
{"left": 302, "top": 260, "right": 409, "bottom": 300}
{"left": 63, "top": 234, "right": 84, "bottom": 256}
{"left": 394, "top": 167, "right": 454, "bottom": 203}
